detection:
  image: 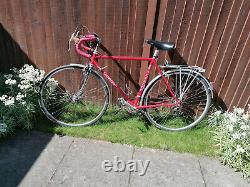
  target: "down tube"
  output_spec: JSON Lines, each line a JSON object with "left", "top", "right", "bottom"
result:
{"left": 91, "top": 59, "right": 130, "bottom": 100}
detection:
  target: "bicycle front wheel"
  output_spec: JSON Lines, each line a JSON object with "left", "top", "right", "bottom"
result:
{"left": 143, "top": 69, "right": 211, "bottom": 131}
{"left": 39, "top": 64, "right": 110, "bottom": 127}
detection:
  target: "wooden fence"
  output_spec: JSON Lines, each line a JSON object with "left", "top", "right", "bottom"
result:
{"left": 0, "top": 0, "right": 249, "bottom": 110}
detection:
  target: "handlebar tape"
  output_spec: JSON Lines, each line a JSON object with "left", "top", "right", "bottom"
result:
{"left": 75, "top": 34, "right": 97, "bottom": 58}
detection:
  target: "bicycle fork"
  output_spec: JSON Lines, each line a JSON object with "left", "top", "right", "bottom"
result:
{"left": 72, "top": 64, "right": 92, "bottom": 102}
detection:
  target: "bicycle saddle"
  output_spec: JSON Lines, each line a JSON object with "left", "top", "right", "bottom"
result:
{"left": 146, "top": 39, "right": 175, "bottom": 51}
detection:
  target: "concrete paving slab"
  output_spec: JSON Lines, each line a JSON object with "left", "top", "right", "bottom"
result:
{"left": 0, "top": 131, "right": 73, "bottom": 187}
{"left": 130, "top": 147, "right": 205, "bottom": 187}
{"left": 18, "top": 134, "right": 74, "bottom": 187}
{"left": 1, "top": 131, "right": 249, "bottom": 187}
{"left": 199, "top": 157, "right": 249, "bottom": 187}
{"left": 47, "top": 138, "right": 134, "bottom": 187}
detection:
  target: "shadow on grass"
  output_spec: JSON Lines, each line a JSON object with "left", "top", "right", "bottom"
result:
{"left": 35, "top": 105, "right": 212, "bottom": 134}
{"left": 35, "top": 108, "right": 148, "bottom": 132}
{"left": 34, "top": 106, "right": 216, "bottom": 157}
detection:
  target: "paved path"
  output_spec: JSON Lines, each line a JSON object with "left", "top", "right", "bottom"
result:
{"left": 0, "top": 131, "right": 249, "bottom": 187}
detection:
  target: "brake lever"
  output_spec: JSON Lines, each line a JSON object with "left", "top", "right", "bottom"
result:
{"left": 68, "top": 25, "right": 90, "bottom": 51}
{"left": 68, "top": 33, "right": 74, "bottom": 51}
{"left": 68, "top": 30, "right": 80, "bottom": 51}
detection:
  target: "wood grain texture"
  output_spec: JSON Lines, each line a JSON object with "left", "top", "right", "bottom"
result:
{"left": 0, "top": 0, "right": 249, "bottom": 110}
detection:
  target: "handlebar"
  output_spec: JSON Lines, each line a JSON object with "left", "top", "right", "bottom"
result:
{"left": 68, "top": 26, "right": 101, "bottom": 58}
{"left": 71, "top": 34, "right": 100, "bottom": 58}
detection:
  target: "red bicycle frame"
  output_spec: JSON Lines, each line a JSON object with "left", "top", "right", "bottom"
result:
{"left": 74, "top": 35, "right": 179, "bottom": 109}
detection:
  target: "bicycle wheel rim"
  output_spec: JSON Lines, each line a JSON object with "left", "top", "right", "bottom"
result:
{"left": 39, "top": 65, "right": 109, "bottom": 126}
{"left": 144, "top": 70, "right": 211, "bottom": 131}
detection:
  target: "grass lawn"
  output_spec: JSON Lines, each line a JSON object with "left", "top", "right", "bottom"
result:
{"left": 35, "top": 108, "right": 216, "bottom": 157}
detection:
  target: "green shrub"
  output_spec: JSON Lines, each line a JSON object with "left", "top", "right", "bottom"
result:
{"left": 0, "top": 65, "right": 45, "bottom": 137}
{"left": 209, "top": 107, "right": 250, "bottom": 178}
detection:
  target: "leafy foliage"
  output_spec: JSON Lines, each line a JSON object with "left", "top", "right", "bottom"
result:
{"left": 0, "top": 65, "right": 45, "bottom": 137}
{"left": 209, "top": 107, "right": 250, "bottom": 178}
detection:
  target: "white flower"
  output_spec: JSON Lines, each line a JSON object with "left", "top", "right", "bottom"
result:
{"left": 40, "top": 70, "right": 45, "bottom": 76}
{"left": 18, "top": 84, "right": 31, "bottom": 90}
{"left": 20, "top": 80, "right": 29, "bottom": 85}
{"left": 232, "top": 133, "right": 241, "bottom": 140}
{"left": 233, "top": 107, "right": 245, "bottom": 115}
{"left": 4, "top": 97, "right": 15, "bottom": 106}
{"left": 37, "top": 70, "right": 45, "bottom": 81}
{"left": 17, "top": 64, "right": 45, "bottom": 92}
{"left": 214, "top": 111, "right": 222, "bottom": 115}
{"left": 240, "top": 124, "right": 249, "bottom": 131}
{"left": 47, "top": 78, "right": 58, "bottom": 91}
{"left": 0, "top": 95, "right": 15, "bottom": 106}
{"left": 228, "top": 113, "right": 237, "bottom": 123}
{"left": 5, "top": 79, "right": 16, "bottom": 85}
{"left": 235, "top": 144, "right": 245, "bottom": 153}
{"left": 21, "top": 101, "right": 26, "bottom": 105}
{"left": 0, "top": 95, "right": 8, "bottom": 102}
{"left": 16, "top": 93, "right": 25, "bottom": 101}
{"left": 226, "top": 125, "right": 234, "bottom": 132}
{"left": 242, "top": 114, "right": 249, "bottom": 121}
{"left": 241, "top": 132, "right": 246, "bottom": 137}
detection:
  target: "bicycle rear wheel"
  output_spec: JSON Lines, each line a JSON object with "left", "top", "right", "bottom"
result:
{"left": 142, "top": 69, "right": 211, "bottom": 131}
{"left": 39, "top": 64, "right": 110, "bottom": 126}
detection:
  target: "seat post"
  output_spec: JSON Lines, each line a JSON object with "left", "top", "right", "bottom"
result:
{"left": 153, "top": 49, "right": 159, "bottom": 58}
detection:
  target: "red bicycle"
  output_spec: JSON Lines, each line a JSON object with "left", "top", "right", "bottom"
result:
{"left": 39, "top": 26, "right": 213, "bottom": 131}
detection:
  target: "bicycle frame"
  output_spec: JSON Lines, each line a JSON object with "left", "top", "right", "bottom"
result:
{"left": 88, "top": 53, "right": 179, "bottom": 109}
{"left": 38, "top": 29, "right": 212, "bottom": 130}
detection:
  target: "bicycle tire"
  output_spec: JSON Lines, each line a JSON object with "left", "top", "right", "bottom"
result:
{"left": 39, "top": 64, "right": 110, "bottom": 127}
{"left": 142, "top": 69, "right": 211, "bottom": 131}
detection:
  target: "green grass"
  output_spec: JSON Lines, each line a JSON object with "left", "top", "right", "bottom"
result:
{"left": 35, "top": 108, "right": 216, "bottom": 157}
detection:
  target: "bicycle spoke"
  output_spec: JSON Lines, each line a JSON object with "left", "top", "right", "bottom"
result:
{"left": 180, "top": 73, "right": 198, "bottom": 98}
{"left": 144, "top": 70, "right": 211, "bottom": 131}
{"left": 39, "top": 66, "right": 109, "bottom": 126}
{"left": 82, "top": 86, "right": 107, "bottom": 97}
{"left": 51, "top": 104, "right": 69, "bottom": 116}
{"left": 179, "top": 69, "right": 182, "bottom": 97}
{"left": 181, "top": 70, "right": 192, "bottom": 95}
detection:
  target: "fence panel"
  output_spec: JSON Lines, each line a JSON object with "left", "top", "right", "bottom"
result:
{"left": 0, "top": 0, "right": 149, "bottom": 103}
{"left": 0, "top": 0, "right": 249, "bottom": 110}
{"left": 150, "top": 0, "right": 249, "bottom": 110}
